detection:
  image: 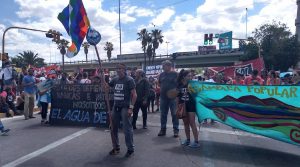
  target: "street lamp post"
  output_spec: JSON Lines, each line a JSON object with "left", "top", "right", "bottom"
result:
{"left": 1, "top": 26, "right": 48, "bottom": 64}
{"left": 166, "top": 41, "right": 170, "bottom": 56}
{"left": 82, "top": 42, "right": 90, "bottom": 62}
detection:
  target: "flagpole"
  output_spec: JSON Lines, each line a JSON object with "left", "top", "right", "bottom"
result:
{"left": 94, "top": 45, "right": 102, "bottom": 72}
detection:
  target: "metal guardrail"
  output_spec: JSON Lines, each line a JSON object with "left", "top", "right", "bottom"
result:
{"left": 49, "top": 49, "right": 242, "bottom": 66}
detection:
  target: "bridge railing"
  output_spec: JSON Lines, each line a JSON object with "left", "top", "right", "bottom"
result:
{"left": 48, "top": 48, "right": 242, "bottom": 66}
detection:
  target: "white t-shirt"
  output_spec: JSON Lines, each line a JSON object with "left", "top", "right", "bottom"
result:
{"left": 80, "top": 78, "right": 91, "bottom": 84}
{"left": 0, "top": 67, "right": 13, "bottom": 80}
{"left": 39, "top": 76, "right": 46, "bottom": 82}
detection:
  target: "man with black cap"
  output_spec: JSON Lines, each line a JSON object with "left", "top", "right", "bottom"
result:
{"left": 108, "top": 63, "right": 137, "bottom": 158}
{"left": 158, "top": 60, "right": 179, "bottom": 137}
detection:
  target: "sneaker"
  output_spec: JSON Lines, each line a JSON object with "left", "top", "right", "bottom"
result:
{"left": 189, "top": 141, "right": 200, "bottom": 148}
{"left": 29, "top": 116, "right": 36, "bottom": 119}
{"left": 124, "top": 150, "right": 134, "bottom": 158}
{"left": 157, "top": 130, "right": 166, "bottom": 136}
{"left": 143, "top": 125, "right": 147, "bottom": 129}
{"left": 133, "top": 125, "right": 137, "bottom": 130}
{"left": 109, "top": 148, "right": 120, "bottom": 155}
{"left": 181, "top": 139, "right": 190, "bottom": 146}
{"left": 173, "top": 131, "right": 179, "bottom": 138}
{"left": 1, "top": 129, "right": 10, "bottom": 136}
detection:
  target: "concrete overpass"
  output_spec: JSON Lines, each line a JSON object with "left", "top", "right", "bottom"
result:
{"left": 57, "top": 51, "right": 243, "bottom": 72}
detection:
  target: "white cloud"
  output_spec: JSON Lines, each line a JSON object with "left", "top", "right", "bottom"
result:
{"left": 1, "top": 0, "right": 297, "bottom": 64}
{"left": 151, "top": 7, "right": 175, "bottom": 27}
{"left": 153, "top": 0, "right": 297, "bottom": 56}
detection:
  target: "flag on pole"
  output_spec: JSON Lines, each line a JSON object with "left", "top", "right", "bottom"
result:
{"left": 58, "top": 0, "right": 90, "bottom": 58}
{"left": 189, "top": 81, "right": 300, "bottom": 146}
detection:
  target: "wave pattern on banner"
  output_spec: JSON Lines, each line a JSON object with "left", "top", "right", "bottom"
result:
{"left": 188, "top": 81, "right": 300, "bottom": 146}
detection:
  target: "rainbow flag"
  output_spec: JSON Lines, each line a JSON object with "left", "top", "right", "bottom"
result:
{"left": 189, "top": 81, "right": 300, "bottom": 146}
{"left": 58, "top": 0, "right": 90, "bottom": 58}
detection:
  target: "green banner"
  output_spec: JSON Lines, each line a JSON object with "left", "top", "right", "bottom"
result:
{"left": 189, "top": 81, "right": 300, "bottom": 146}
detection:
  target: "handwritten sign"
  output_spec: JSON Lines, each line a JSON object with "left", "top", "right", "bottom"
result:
{"left": 50, "top": 84, "right": 109, "bottom": 127}
{"left": 146, "top": 65, "right": 163, "bottom": 76}
{"left": 37, "top": 79, "right": 55, "bottom": 92}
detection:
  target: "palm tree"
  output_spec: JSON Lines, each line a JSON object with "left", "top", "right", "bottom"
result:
{"left": 150, "top": 29, "right": 164, "bottom": 63}
{"left": 104, "top": 42, "right": 114, "bottom": 61}
{"left": 12, "top": 51, "right": 45, "bottom": 68}
{"left": 137, "top": 28, "right": 150, "bottom": 70}
{"left": 146, "top": 44, "right": 153, "bottom": 65}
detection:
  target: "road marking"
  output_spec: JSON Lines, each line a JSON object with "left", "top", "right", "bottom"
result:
{"left": 2, "top": 127, "right": 92, "bottom": 167}
{"left": 137, "top": 121, "right": 264, "bottom": 138}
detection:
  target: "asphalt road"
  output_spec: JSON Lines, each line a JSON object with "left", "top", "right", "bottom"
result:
{"left": 1, "top": 112, "right": 300, "bottom": 167}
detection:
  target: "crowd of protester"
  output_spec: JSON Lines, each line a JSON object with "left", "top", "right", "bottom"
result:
{"left": 201, "top": 68, "right": 300, "bottom": 86}
{"left": 1, "top": 59, "right": 300, "bottom": 157}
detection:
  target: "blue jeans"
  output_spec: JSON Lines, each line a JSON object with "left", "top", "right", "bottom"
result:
{"left": 160, "top": 97, "right": 179, "bottom": 132}
{"left": 0, "top": 119, "right": 4, "bottom": 131}
{"left": 111, "top": 106, "right": 134, "bottom": 151}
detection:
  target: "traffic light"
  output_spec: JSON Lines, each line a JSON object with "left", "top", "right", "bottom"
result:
{"left": 46, "top": 29, "right": 61, "bottom": 43}
{"left": 209, "top": 33, "right": 213, "bottom": 45}
{"left": 46, "top": 29, "right": 54, "bottom": 38}
{"left": 204, "top": 34, "right": 208, "bottom": 45}
{"left": 204, "top": 33, "right": 213, "bottom": 45}
{"left": 52, "top": 31, "right": 61, "bottom": 43}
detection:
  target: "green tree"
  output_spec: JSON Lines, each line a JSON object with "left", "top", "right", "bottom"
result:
{"left": 104, "top": 42, "right": 114, "bottom": 61}
{"left": 137, "top": 28, "right": 150, "bottom": 70}
{"left": 239, "top": 37, "right": 259, "bottom": 61}
{"left": 150, "top": 29, "right": 164, "bottom": 63}
{"left": 242, "top": 21, "right": 300, "bottom": 71}
{"left": 11, "top": 51, "right": 45, "bottom": 68}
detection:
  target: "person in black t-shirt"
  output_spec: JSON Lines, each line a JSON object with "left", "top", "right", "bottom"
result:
{"left": 177, "top": 69, "right": 199, "bottom": 148}
{"left": 132, "top": 69, "right": 150, "bottom": 129}
{"left": 108, "top": 63, "right": 137, "bottom": 158}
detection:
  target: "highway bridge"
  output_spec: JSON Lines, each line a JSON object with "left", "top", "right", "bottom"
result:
{"left": 52, "top": 50, "right": 243, "bottom": 72}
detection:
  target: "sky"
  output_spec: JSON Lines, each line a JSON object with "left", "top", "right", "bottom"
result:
{"left": 0, "top": 0, "right": 298, "bottom": 64}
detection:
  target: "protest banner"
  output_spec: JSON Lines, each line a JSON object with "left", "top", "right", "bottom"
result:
{"left": 209, "top": 58, "right": 264, "bottom": 78}
{"left": 189, "top": 81, "right": 300, "bottom": 146}
{"left": 50, "top": 84, "right": 110, "bottom": 127}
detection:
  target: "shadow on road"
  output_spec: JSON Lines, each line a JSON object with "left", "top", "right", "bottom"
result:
{"left": 163, "top": 140, "right": 300, "bottom": 166}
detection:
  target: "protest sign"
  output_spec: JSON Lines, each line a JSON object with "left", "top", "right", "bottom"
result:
{"left": 50, "top": 84, "right": 109, "bottom": 127}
